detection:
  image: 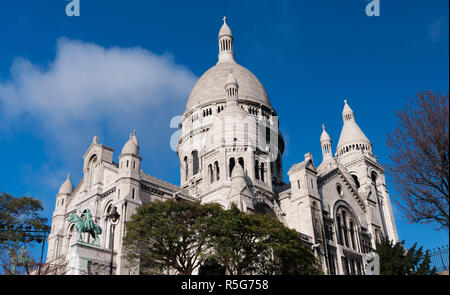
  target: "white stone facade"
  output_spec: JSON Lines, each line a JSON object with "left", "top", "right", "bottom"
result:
{"left": 46, "top": 18, "right": 398, "bottom": 275}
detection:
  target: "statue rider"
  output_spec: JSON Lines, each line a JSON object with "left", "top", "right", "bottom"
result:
{"left": 82, "top": 209, "right": 95, "bottom": 231}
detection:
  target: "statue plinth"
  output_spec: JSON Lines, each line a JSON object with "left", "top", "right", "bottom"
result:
{"left": 67, "top": 242, "right": 114, "bottom": 275}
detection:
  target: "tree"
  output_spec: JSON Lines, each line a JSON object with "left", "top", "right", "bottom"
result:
{"left": 123, "top": 200, "right": 222, "bottom": 275}
{"left": 123, "top": 200, "right": 321, "bottom": 275}
{"left": 375, "top": 238, "right": 435, "bottom": 275}
{"left": 207, "top": 205, "right": 322, "bottom": 275}
{"left": 386, "top": 91, "right": 449, "bottom": 231}
{"left": 0, "top": 192, "right": 49, "bottom": 251}
{"left": 1, "top": 246, "right": 34, "bottom": 275}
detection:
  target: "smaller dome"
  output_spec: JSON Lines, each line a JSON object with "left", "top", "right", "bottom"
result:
{"left": 58, "top": 173, "right": 73, "bottom": 195}
{"left": 231, "top": 164, "right": 245, "bottom": 179}
{"left": 320, "top": 124, "right": 331, "bottom": 142}
{"left": 337, "top": 100, "right": 372, "bottom": 155}
{"left": 121, "top": 130, "right": 139, "bottom": 155}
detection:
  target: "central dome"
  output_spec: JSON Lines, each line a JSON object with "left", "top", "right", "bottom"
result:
{"left": 185, "top": 18, "right": 271, "bottom": 111}
{"left": 185, "top": 61, "right": 271, "bottom": 111}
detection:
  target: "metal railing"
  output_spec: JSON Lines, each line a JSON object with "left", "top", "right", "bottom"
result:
{"left": 429, "top": 245, "right": 449, "bottom": 273}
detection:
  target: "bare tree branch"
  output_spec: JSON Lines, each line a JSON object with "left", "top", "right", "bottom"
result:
{"left": 387, "top": 90, "right": 449, "bottom": 231}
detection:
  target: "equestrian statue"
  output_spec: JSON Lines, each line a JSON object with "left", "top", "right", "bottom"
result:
{"left": 67, "top": 209, "right": 102, "bottom": 245}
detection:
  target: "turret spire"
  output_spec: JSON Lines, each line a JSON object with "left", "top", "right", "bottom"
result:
{"left": 342, "top": 99, "right": 355, "bottom": 122}
{"left": 337, "top": 100, "right": 373, "bottom": 157}
{"left": 218, "top": 16, "right": 235, "bottom": 63}
{"left": 320, "top": 124, "right": 333, "bottom": 161}
{"left": 225, "top": 68, "right": 239, "bottom": 106}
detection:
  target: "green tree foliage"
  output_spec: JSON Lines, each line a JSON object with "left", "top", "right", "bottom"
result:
{"left": 375, "top": 238, "right": 436, "bottom": 275}
{"left": 0, "top": 192, "right": 49, "bottom": 251}
{"left": 123, "top": 200, "right": 322, "bottom": 275}
{"left": 123, "top": 200, "right": 222, "bottom": 275}
{"left": 207, "top": 205, "right": 321, "bottom": 275}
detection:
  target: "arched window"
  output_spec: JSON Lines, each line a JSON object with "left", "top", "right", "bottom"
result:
{"left": 67, "top": 224, "right": 75, "bottom": 249}
{"left": 350, "top": 220, "right": 356, "bottom": 250}
{"left": 208, "top": 164, "right": 214, "bottom": 184}
{"left": 351, "top": 174, "right": 360, "bottom": 189}
{"left": 337, "top": 215, "right": 343, "bottom": 245}
{"left": 105, "top": 204, "right": 114, "bottom": 249}
{"left": 192, "top": 150, "right": 199, "bottom": 175}
{"left": 184, "top": 156, "right": 188, "bottom": 180}
{"left": 371, "top": 171, "right": 378, "bottom": 185}
{"left": 88, "top": 155, "right": 98, "bottom": 187}
{"left": 229, "top": 158, "right": 235, "bottom": 177}
{"left": 255, "top": 160, "right": 259, "bottom": 179}
{"left": 342, "top": 211, "right": 349, "bottom": 247}
{"left": 260, "top": 162, "right": 265, "bottom": 182}
{"left": 238, "top": 157, "right": 244, "bottom": 169}
{"left": 214, "top": 161, "right": 220, "bottom": 181}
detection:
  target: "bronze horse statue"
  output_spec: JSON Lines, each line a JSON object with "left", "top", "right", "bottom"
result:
{"left": 67, "top": 209, "right": 102, "bottom": 245}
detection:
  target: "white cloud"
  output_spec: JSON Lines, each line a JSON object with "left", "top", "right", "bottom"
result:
{"left": 0, "top": 38, "right": 196, "bottom": 166}
{"left": 0, "top": 38, "right": 195, "bottom": 122}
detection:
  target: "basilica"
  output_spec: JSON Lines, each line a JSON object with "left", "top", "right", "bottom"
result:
{"left": 46, "top": 18, "right": 398, "bottom": 275}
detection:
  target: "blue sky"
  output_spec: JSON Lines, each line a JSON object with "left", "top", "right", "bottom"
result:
{"left": 0, "top": 0, "right": 448, "bottom": 261}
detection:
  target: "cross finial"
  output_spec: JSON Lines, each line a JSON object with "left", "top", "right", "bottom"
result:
{"left": 223, "top": 16, "right": 227, "bottom": 23}
{"left": 322, "top": 124, "right": 325, "bottom": 131}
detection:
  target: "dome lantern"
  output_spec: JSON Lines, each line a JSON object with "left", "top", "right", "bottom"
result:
{"left": 218, "top": 16, "right": 235, "bottom": 63}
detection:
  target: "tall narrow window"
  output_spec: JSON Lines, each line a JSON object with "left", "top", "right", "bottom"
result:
{"left": 255, "top": 160, "right": 259, "bottom": 179}
{"left": 238, "top": 157, "right": 244, "bottom": 169}
{"left": 342, "top": 211, "right": 349, "bottom": 247}
{"left": 184, "top": 156, "right": 188, "bottom": 180}
{"left": 214, "top": 161, "right": 220, "bottom": 181}
{"left": 209, "top": 164, "right": 214, "bottom": 184}
{"left": 192, "top": 150, "right": 199, "bottom": 175}
{"left": 132, "top": 188, "right": 135, "bottom": 200}
{"left": 260, "top": 163, "right": 265, "bottom": 182}
{"left": 229, "top": 158, "right": 235, "bottom": 177}
{"left": 350, "top": 221, "right": 356, "bottom": 250}
{"left": 351, "top": 174, "right": 360, "bottom": 188}
{"left": 337, "top": 216, "right": 343, "bottom": 245}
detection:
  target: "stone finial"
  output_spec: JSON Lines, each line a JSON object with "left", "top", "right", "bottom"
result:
{"left": 93, "top": 136, "right": 98, "bottom": 144}
{"left": 223, "top": 16, "right": 227, "bottom": 24}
